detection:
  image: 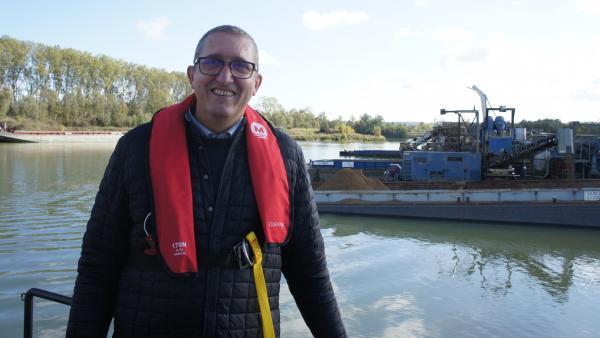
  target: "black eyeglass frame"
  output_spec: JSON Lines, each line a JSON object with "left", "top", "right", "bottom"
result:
{"left": 193, "top": 56, "right": 257, "bottom": 79}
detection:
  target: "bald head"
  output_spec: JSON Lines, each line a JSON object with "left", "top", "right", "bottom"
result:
{"left": 193, "top": 25, "right": 259, "bottom": 71}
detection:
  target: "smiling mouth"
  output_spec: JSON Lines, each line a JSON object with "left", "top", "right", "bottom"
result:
{"left": 212, "top": 88, "right": 236, "bottom": 97}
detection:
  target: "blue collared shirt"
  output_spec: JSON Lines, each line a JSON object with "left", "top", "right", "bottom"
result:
{"left": 185, "top": 108, "right": 243, "bottom": 139}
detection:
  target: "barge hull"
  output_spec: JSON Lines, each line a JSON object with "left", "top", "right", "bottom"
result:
{"left": 317, "top": 202, "right": 599, "bottom": 228}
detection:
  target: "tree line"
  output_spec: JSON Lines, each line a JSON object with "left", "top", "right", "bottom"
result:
{"left": 516, "top": 119, "right": 600, "bottom": 136}
{"left": 2, "top": 36, "right": 597, "bottom": 137}
{"left": 0, "top": 35, "right": 188, "bottom": 129}
{"left": 255, "top": 96, "right": 411, "bottom": 139}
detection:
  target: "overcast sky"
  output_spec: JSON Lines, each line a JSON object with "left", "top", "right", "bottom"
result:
{"left": 3, "top": 0, "right": 600, "bottom": 123}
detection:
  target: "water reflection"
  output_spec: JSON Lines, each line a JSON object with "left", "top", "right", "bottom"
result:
{"left": 321, "top": 215, "right": 600, "bottom": 313}
{"left": 0, "top": 143, "right": 115, "bottom": 197}
{"left": 321, "top": 215, "right": 600, "bottom": 337}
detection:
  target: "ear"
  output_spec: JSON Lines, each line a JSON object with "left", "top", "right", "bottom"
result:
{"left": 252, "top": 74, "right": 263, "bottom": 96}
{"left": 186, "top": 66, "right": 195, "bottom": 86}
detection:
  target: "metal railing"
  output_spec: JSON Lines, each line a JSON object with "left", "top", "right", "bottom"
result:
{"left": 21, "top": 288, "right": 72, "bottom": 338}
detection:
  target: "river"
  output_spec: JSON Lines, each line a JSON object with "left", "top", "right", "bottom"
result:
{"left": 1, "top": 141, "right": 599, "bottom": 338}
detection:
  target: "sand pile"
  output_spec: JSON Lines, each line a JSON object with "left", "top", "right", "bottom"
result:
{"left": 316, "top": 168, "right": 389, "bottom": 191}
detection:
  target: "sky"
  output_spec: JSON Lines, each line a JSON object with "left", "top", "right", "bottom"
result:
{"left": 2, "top": 0, "right": 600, "bottom": 123}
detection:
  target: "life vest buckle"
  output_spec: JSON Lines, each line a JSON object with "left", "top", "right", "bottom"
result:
{"left": 233, "top": 239, "right": 255, "bottom": 269}
{"left": 143, "top": 212, "right": 157, "bottom": 255}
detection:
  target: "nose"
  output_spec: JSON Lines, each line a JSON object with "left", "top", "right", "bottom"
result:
{"left": 215, "top": 63, "right": 234, "bottom": 83}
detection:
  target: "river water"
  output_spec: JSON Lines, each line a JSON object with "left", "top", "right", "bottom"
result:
{"left": 1, "top": 141, "right": 599, "bottom": 338}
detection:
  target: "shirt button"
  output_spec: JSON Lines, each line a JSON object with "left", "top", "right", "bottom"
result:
{"left": 203, "top": 174, "right": 209, "bottom": 180}
{"left": 207, "top": 206, "right": 213, "bottom": 213}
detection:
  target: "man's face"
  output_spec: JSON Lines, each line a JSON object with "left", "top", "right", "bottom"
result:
{"left": 187, "top": 32, "right": 262, "bottom": 130}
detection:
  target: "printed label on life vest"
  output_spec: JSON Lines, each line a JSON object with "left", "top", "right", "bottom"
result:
{"left": 172, "top": 241, "right": 187, "bottom": 256}
{"left": 267, "top": 221, "right": 286, "bottom": 228}
{"left": 250, "top": 122, "right": 268, "bottom": 140}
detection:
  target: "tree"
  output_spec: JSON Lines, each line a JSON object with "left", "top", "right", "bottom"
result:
{"left": 373, "top": 126, "right": 382, "bottom": 137}
{"left": 337, "top": 123, "right": 354, "bottom": 138}
{"left": 352, "top": 113, "right": 384, "bottom": 135}
{"left": 288, "top": 107, "right": 317, "bottom": 128}
{"left": 0, "top": 36, "right": 31, "bottom": 105}
{"left": 256, "top": 96, "right": 284, "bottom": 116}
{"left": 0, "top": 87, "right": 13, "bottom": 118}
{"left": 382, "top": 122, "right": 408, "bottom": 139}
{"left": 317, "top": 112, "right": 330, "bottom": 133}
{"left": 517, "top": 119, "right": 564, "bottom": 133}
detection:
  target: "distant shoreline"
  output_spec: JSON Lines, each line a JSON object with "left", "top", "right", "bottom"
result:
{"left": 0, "top": 130, "right": 388, "bottom": 143}
{"left": 0, "top": 131, "right": 123, "bottom": 143}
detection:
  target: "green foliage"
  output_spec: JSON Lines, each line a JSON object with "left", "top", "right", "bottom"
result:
{"left": 0, "top": 36, "right": 31, "bottom": 105}
{"left": 286, "top": 127, "right": 384, "bottom": 142}
{"left": 255, "top": 96, "right": 416, "bottom": 141}
{"left": 516, "top": 119, "right": 564, "bottom": 132}
{"left": 0, "top": 86, "right": 12, "bottom": 118}
{"left": 317, "top": 112, "right": 330, "bottom": 132}
{"left": 352, "top": 113, "right": 384, "bottom": 135}
{"left": 381, "top": 122, "right": 408, "bottom": 139}
{"left": 373, "top": 126, "right": 382, "bottom": 137}
{"left": 0, "top": 36, "right": 190, "bottom": 129}
{"left": 15, "top": 95, "right": 39, "bottom": 119}
{"left": 337, "top": 123, "right": 355, "bottom": 138}
{"left": 566, "top": 121, "right": 600, "bottom": 135}
{"left": 410, "top": 122, "right": 432, "bottom": 133}
{"left": 511, "top": 119, "right": 600, "bottom": 136}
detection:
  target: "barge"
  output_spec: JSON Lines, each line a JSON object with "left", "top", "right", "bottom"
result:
{"left": 311, "top": 86, "right": 600, "bottom": 227}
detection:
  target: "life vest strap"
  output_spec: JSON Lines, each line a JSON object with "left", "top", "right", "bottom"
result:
{"left": 245, "top": 231, "right": 275, "bottom": 338}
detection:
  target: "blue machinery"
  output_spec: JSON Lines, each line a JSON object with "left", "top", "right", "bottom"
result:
{"left": 401, "top": 151, "right": 482, "bottom": 181}
{"left": 324, "top": 86, "right": 600, "bottom": 182}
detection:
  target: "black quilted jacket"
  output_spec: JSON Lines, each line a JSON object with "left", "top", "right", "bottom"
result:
{"left": 66, "top": 118, "right": 346, "bottom": 337}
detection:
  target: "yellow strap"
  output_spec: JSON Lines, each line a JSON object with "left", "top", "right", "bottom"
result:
{"left": 246, "top": 231, "right": 275, "bottom": 338}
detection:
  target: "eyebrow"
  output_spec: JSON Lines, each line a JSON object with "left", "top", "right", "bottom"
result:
{"left": 201, "top": 54, "right": 254, "bottom": 63}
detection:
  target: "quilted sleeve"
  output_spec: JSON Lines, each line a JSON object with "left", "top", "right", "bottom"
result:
{"left": 66, "top": 135, "right": 132, "bottom": 337}
{"left": 281, "top": 141, "right": 347, "bottom": 338}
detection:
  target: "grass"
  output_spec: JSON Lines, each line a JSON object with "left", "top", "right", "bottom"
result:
{"left": 284, "top": 128, "right": 387, "bottom": 142}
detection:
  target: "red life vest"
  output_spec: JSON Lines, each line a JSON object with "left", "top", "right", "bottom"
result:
{"left": 149, "top": 95, "right": 291, "bottom": 274}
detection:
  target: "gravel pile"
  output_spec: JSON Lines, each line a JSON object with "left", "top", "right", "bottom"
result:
{"left": 316, "top": 168, "right": 388, "bottom": 191}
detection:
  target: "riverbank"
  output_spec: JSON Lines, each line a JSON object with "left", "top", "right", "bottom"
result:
{"left": 0, "top": 131, "right": 123, "bottom": 143}
{"left": 0, "top": 128, "right": 388, "bottom": 143}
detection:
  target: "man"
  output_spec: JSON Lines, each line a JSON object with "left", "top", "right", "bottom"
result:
{"left": 67, "top": 25, "right": 346, "bottom": 337}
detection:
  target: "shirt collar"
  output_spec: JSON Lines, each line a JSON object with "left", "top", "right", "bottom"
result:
{"left": 185, "top": 108, "right": 243, "bottom": 139}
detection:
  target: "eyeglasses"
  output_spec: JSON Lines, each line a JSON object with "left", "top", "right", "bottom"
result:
{"left": 193, "top": 56, "right": 257, "bottom": 79}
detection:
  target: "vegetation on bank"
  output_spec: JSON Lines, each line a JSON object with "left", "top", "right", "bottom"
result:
{"left": 284, "top": 128, "right": 385, "bottom": 142}
{"left": 516, "top": 119, "right": 600, "bottom": 137}
{"left": 254, "top": 97, "right": 410, "bottom": 141}
{"left": 1, "top": 36, "right": 598, "bottom": 139}
{"left": 0, "top": 36, "right": 189, "bottom": 130}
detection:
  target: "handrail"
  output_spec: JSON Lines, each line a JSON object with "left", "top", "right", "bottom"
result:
{"left": 21, "top": 288, "right": 72, "bottom": 338}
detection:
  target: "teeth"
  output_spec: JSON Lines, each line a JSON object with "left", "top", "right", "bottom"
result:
{"left": 213, "top": 89, "right": 235, "bottom": 96}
